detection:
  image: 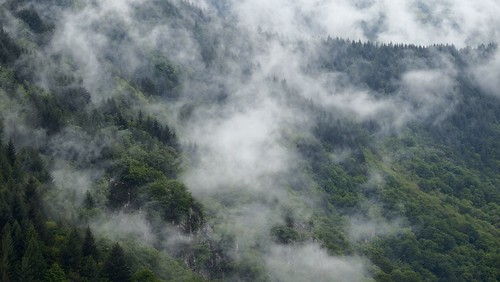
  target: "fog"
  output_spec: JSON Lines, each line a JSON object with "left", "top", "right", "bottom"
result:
{"left": 0, "top": 0, "right": 498, "bottom": 280}
{"left": 219, "top": 0, "right": 500, "bottom": 46}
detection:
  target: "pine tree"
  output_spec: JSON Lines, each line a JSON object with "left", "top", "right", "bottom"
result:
{"left": 5, "top": 140, "right": 21, "bottom": 181}
{"left": 82, "top": 226, "right": 99, "bottom": 260}
{"left": 11, "top": 221, "right": 23, "bottom": 258}
{"left": 0, "top": 198, "right": 13, "bottom": 230}
{"left": 44, "top": 263, "right": 66, "bottom": 282}
{"left": 6, "top": 140, "right": 15, "bottom": 167}
{"left": 11, "top": 194, "right": 27, "bottom": 224}
{"left": 103, "top": 243, "right": 131, "bottom": 282}
{"left": 79, "top": 256, "right": 98, "bottom": 281}
{"left": 0, "top": 224, "right": 14, "bottom": 282}
{"left": 20, "top": 226, "right": 46, "bottom": 281}
{"left": 24, "top": 177, "right": 40, "bottom": 206}
{"left": 0, "top": 149, "right": 12, "bottom": 184}
{"left": 83, "top": 191, "right": 95, "bottom": 209}
{"left": 24, "top": 178, "right": 47, "bottom": 242}
{"left": 61, "top": 228, "right": 82, "bottom": 272}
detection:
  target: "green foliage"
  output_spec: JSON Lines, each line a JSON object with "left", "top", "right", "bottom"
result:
{"left": 0, "top": 136, "right": 173, "bottom": 282}
{"left": 0, "top": 224, "right": 14, "bottom": 282}
{"left": 295, "top": 40, "right": 500, "bottom": 282}
{"left": 122, "top": 242, "right": 203, "bottom": 282}
{"left": 103, "top": 243, "right": 132, "bottom": 282}
{"left": 28, "top": 89, "right": 66, "bottom": 134}
{"left": 107, "top": 157, "right": 161, "bottom": 209}
{"left": 18, "top": 148, "right": 51, "bottom": 183}
{"left": 0, "top": 3, "right": 499, "bottom": 281}
{"left": 134, "top": 54, "right": 181, "bottom": 98}
{"left": 146, "top": 179, "right": 204, "bottom": 232}
{"left": 21, "top": 226, "right": 46, "bottom": 281}
{"left": 82, "top": 226, "right": 99, "bottom": 260}
{"left": 270, "top": 225, "right": 301, "bottom": 244}
{"left": 132, "top": 268, "right": 160, "bottom": 282}
{"left": 45, "top": 263, "right": 67, "bottom": 282}
{"left": 61, "top": 228, "right": 82, "bottom": 272}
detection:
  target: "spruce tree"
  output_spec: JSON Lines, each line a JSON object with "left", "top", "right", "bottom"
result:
{"left": 61, "top": 228, "right": 82, "bottom": 272}
{"left": 82, "top": 226, "right": 99, "bottom": 260}
{"left": 6, "top": 140, "right": 15, "bottom": 167}
{"left": 83, "top": 191, "right": 95, "bottom": 209}
{"left": 44, "top": 263, "right": 66, "bottom": 282}
{"left": 0, "top": 224, "right": 14, "bottom": 282}
{"left": 79, "top": 256, "right": 98, "bottom": 281}
{"left": 10, "top": 221, "right": 22, "bottom": 279}
{"left": 103, "top": 243, "right": 131, "bottom": 282}
{"left": 20, "top": 226, "right": 46, "bottom": 281}
{"left": 24, "top": 178, "right": 47, "bottom": 243}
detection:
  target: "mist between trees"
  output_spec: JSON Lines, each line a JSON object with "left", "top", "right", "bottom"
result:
{"left": 0, "top": 0, "right": 499, "bottom": 281}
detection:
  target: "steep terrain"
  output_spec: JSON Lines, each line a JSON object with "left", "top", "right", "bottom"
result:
{"left": 0, "top": 0, "right": 499, "bottom": 281}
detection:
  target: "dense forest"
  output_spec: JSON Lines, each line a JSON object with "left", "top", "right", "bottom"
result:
{"left": 0, "top": 0, "right": 499, "bottom": 281}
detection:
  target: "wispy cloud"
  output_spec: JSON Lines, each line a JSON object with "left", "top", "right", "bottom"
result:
{"left": 226, "top": 0, "right": 500, "bottom": 46}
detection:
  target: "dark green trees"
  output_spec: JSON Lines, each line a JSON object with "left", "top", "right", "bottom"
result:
{"left": 103, "top": 243, "right": 131, "bottom": 282}
{"left": 61, "top": 229, "right": 82, "bottom": 273}
{"left": 21, "top": 226, "right": 46, "bottom": 281}
{"left": 82, "top": 226, "right": 99, "bottom": 260}
{"left": 0, "top": 224, "right": 14, "bottom": 282}
{"left": 44, "top": 263, "right": 66, "bottom": 282}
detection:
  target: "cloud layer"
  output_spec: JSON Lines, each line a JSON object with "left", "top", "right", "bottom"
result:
{"left": 225, "top": 0, "right": 500, "bottom": 46}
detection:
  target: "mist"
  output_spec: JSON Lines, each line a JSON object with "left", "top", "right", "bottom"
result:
{"left": 0, "top": 0, "right": 498, "bottom": 281}
{"left": 220, "top": 0, "right": 500, "bottom": 46}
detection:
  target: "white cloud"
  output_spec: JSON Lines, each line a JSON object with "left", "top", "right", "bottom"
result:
{"left": 227, "top": 0, "right": 500, "bottom": 46}
{"left": 471, "top": 48, "right": 500, "bottom": 97}
{"left": 265, "top": 243, "right": 369, "bottom": 282}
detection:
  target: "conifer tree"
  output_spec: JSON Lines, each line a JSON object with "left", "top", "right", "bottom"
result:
{"left": 20, "top": 226, "right": 46, "bottom": 281}
{"left": 61, "top": 228, "right": 82, "bottom": 272}
{"left": 11, "top": 221, "right": 23, "bottom": 260}
{"left": 79, "top": 256, "right": 98, "bottom": 281}
{"left": 6, "top": 140, "right": 15, "bottom": 167}
{"left": 82, "top": 226, "right": 98, "bottom": 260}
{"left": 11, "top": 194, "right": 26, "bottom": 224}
{"left": 44, "top": 263, "right": 66, "bottom": 282}
{"left": 0, "top": 224, "right": 14, "bottom": 282}
{"left": 103, "top": 243, "right": 131, "bottom": 282}
{"left": 83, "top": 191, "right": 95, "bottom": 209}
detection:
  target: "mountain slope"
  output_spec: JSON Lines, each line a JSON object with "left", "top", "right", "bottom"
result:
{"left": 0, "top": 0, "right": 499, "bottom": 281}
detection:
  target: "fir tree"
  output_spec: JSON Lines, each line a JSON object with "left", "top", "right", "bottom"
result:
{"left": 0, "top": 224, "right": 14, "bottom": 282}
{"left": 61, "top": 228, "right": 82, "bottom": 272}
{"left": 82, "top": 226, "right": 99, "bottom": 260}
{"left": 6, "top": 140, "right": 15, "bottom": 167}
{"left": 103, "top": 243, "right": 131, "bottom": 282}
{"left": 83, "top": 191, "right": 95, "bottom": 210}
{"left": 20, "top": 226, "right": 46, "bottom": 281}
{"left": 79, "top": 256, "right": 98, "bottom": 281}
{"left": 44, "top": 263, "right": 66, "bottom": 282}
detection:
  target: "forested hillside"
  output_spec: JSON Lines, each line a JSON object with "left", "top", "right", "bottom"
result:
{"left": 0, "top": 0, "right": 499, "bottom": 281}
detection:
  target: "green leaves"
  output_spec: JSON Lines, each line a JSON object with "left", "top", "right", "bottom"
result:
{"left": 146, "top": 180, "right": 204, "bottom": 232}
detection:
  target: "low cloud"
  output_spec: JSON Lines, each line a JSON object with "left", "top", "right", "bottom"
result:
{"left": 182, "top": 96, "right": 295, "bottom": 196}
{"left": 471, "top": 48, "right": 500, "bottom": 97}
{"left": 2, "top": 0, "right": 495, "bottom": 280}
{"left": 91, "top": 211, "right": 157, "bottom": 244}
{"left": 265, "top": 243, "right": 369, "bottom": 282}
{"left": 227, "top": 0, "right": 500, "bottom": 46}
{"left": 349, "top": 203, "right": 405, "bottom": 242}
